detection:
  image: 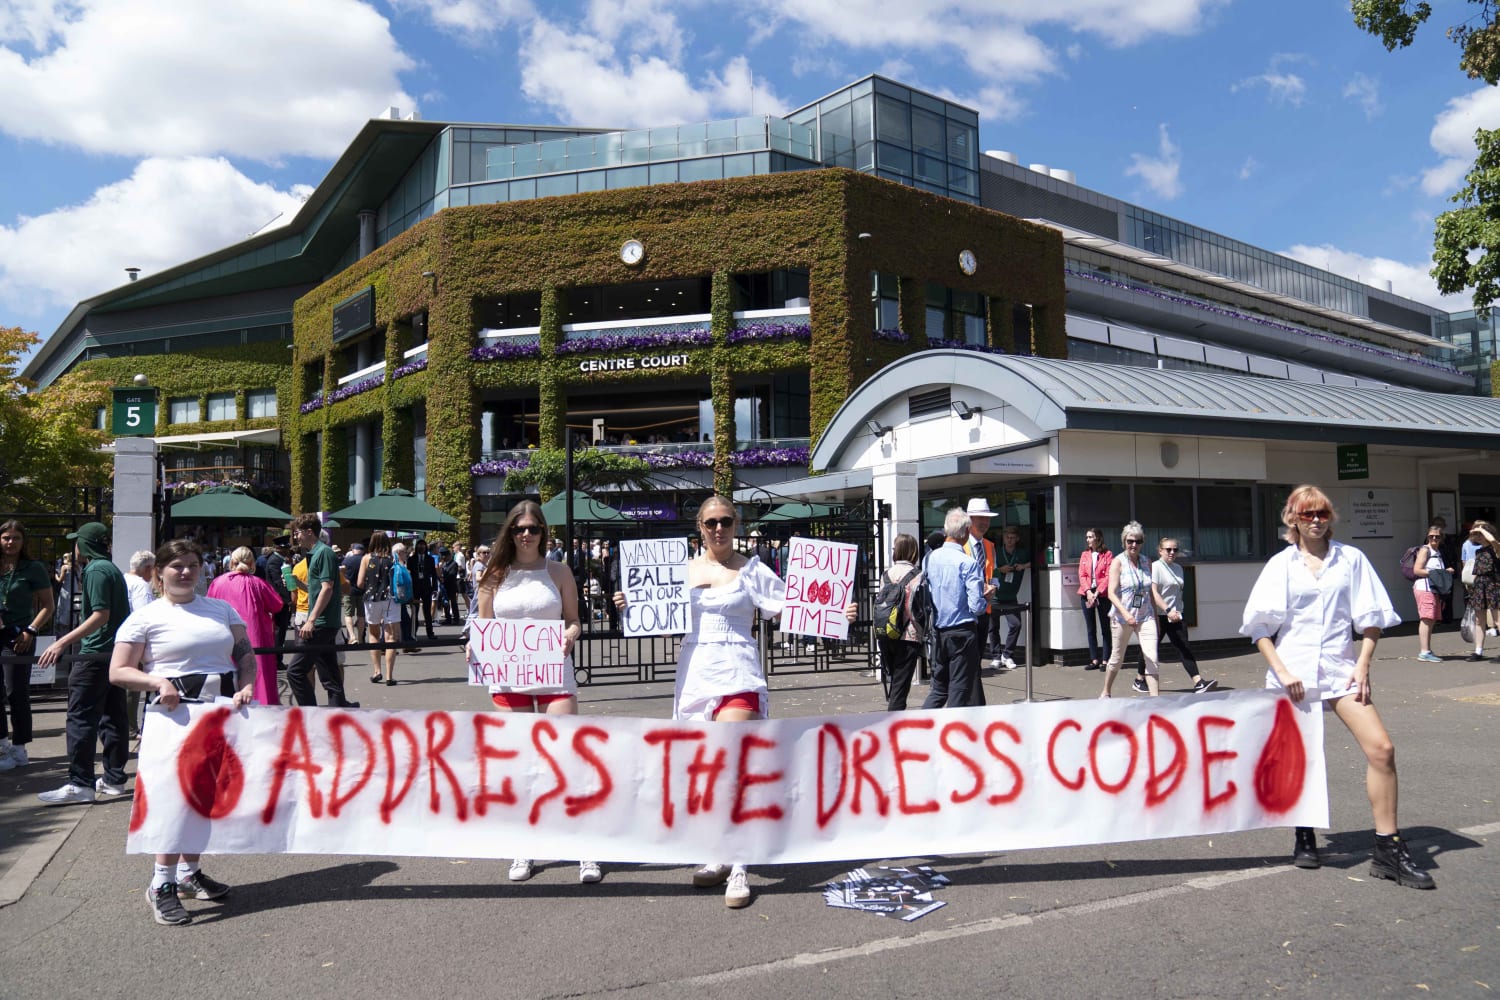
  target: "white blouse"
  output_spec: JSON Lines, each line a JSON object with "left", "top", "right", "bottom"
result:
{"left": 1240, "top": 541, "right": 1399, "bottom": 700}
{"left": 674, "top": 556, "right": 785, "bottom": 721}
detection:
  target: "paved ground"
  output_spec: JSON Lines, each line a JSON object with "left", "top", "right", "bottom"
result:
{"left": 1, "top": 621, "right": 1497, "bottom": 1000}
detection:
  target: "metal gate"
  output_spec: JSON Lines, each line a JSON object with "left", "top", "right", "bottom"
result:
{"left": 567, "top": 493, "right": 885, "bottom": 687}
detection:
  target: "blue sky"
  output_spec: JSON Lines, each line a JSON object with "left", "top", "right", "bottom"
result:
{"left": 1, "top": 0, "right": 1492, "bottom": 366}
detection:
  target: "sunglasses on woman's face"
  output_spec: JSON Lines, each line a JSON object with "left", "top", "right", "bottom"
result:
{"left": 1295, "top": 509, "right": 1332, "bottom": 523}
{"left": 702, "top": 517, "right": 735, "bottom": 530}
{"left": 1162, "top": 547, "right": 1178, "bottom": 553}
{"left": 511, "top": 525, "right": 543, "bottom": 537}
{"left": 1125, "top": 538, "right": 1143, "bottom": 545}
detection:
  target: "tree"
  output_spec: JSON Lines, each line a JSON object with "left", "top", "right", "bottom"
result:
{"left": 0, "top": 326, "right": 112, "bottom": 511}
{"left": 1355, "top": 1, "right": 1500, "bottom": 312}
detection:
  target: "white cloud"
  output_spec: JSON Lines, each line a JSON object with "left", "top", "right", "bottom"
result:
{"left": 1125, "top": 123, "right": 1183, "bottom": 201}
{"left": 1280, "top": 243, "right": 1465, "bottom": 310}
{"left": 1231, "top": 52, "right": 1308, "bottom": 106}
{"left": 1237, "top": 155, "right": 1258, "bottom": 181}
{"left": 518, "top": 16, "right": 786, "bottom": 126}
{"left": 0, "top": 158, "right": 312, "bottom": 318}
{"left": 388, "top": 0, "right": 532, "bottom": 35}
{"left": 1342, "top": 72, "right": 1382, "bottom": 119}
{"left": 1422, "top": 85, "right": 1500, "bottom": 197}
{"left": 0, "top": 0, "right": 415, "bottom": 160}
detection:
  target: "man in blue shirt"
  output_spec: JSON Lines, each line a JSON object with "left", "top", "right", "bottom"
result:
{"left": 922, "top": 509, "right": 993, "bottom": 709}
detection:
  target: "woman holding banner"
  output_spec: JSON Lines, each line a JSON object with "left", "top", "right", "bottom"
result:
{"left": 108, "top": 539, "right": 256, "bottom": 925}
{"left": 470, "top": 501, "right": 601, "bottom": 885}
{"left": 616, "top": 495, "right": 856, "bottom": 909}
{"left": 1240, "top": 485, "right": 1434, "bottom": 890}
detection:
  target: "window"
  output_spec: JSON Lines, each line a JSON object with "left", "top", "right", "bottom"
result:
{"left": 247, "top": 389, "right": 278, "bottom": 419}
{"left": 1134, "top": 485, "right": 1194, "bottom": 555}
{"left": 168, "top": 397, "right": 200, "bottom": 424}
{"left": 206, "top": 393, "right": 235, "bottom": 422}
{"left": 1197, "top": 486, "right": 1254, "bottom": 558}
{"left": 1065, "top": 483, "right": 1131, "bottom": 557}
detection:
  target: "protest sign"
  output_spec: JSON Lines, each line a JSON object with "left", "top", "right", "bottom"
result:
{"left": 619, "top": 537, "right": 690, "bottom": 637}
{"left": 782, "top": 537, "right": 858, "bottom": 640}
{"left": 127, "top": 690, "right": 1326, "bottom": 864}
{"left": 466, "top": 618, "right": 567, "bottom": 689}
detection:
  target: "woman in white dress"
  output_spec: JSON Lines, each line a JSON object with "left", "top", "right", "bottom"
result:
{"left": 470, "top": 501, "right": 599, "bottom": 885}
{"left": 108, "top": 539, "right": 256, "bottom": 925}
{"left": 615, "top": 495, "right": 855, "bottom": 909}
{"left": 1240, "top": 485, "right": 1434, "bottom": 889}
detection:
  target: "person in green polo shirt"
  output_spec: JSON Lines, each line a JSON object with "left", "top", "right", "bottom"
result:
{"left": 285, "top": 514, "right": 358, "bottom": 708}
{"left": 37, "top": 522, "right": 131, "bottom": 805}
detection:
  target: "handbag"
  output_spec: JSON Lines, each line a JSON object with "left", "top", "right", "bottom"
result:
{"left": 1461, "top": 604, "right": 1477, "bottom": 645}
{"left": 1426, "top": 566, "right": 1453, "bottom": 595}
{"left": 1462, "top": 557, "right": 1477, "bottom": 586}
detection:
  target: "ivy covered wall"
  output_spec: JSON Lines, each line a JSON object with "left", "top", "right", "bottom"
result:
{"left": 288, "top": 169, "right": 1066, "bottom": 541}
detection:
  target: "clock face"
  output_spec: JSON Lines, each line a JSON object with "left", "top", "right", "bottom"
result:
{"left": 958, "top": 249, "right": 977, "bottom": 275}
{"left": 621, "top": 239, "right": 645, "bottom": 265}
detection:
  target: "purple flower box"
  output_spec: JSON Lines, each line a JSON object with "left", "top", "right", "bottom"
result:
{"left": 469, "top": 456, "right": 533, "bottom": 476}
{"left": 555, "top": 327, "right": 712, "bottom": 355}
{"left": 874, "top": 328, "right": 908, "bottom": 343}
{"left": 471, "top": 341, "right": 542, "bottom": 362}
{"left": 392, "top": 357, "right": 427, "bottom": 379}
{"left": 727, "top": 322, "right": 812, "bottom": 344}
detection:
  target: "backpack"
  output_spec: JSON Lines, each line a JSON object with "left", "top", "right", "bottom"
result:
{"left": 909, "top": 561, "right": 935, "bottom": 638}
{"left": 366, "top": 555, "right": 393, "bottom": 602}
{"left": 392, "top": 562, "right": 414, "bottom": 604}
{"left": 874, "top": 565, "right": 921, "bottom": 640}
{"left": 1399, "top": 545, "right": 1422, "bottom": 581}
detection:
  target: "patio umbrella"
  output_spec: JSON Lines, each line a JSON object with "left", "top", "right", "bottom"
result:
{"left": 170, "top": 486, "right": 292, "bottom": 525}
{"left": 326, "top": 488, "right": 458, "bottom": 531}
{"left": 754, "top": 501, "right": 838, "bottom": 524}
{"left": 538, "top": 490, "right": 632, "bottom": 523}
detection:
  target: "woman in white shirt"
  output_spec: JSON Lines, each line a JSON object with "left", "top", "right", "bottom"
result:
{"left": 1240, "top": 485, "right": 1433, "bottom": 890}
{"left": 109, "top": 539, "right": 256, "bottom": 926}
{"left": 1412, "top": 525, "right": 1447, "bottom": 662}
{"left": 1133, "top": 538, "right": 1217, "bottom": 694}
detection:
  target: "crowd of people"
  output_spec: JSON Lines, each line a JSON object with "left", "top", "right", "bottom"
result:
{"left": 2, "top": 483, "right": 1452, "bottom": 926}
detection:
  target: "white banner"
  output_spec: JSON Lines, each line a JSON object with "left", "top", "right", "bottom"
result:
{"left": 782, "top": 537, "right": 858, "bottom": 640}
{"left": 618, "top": 537, "right": 690, "bottom": 637}
{"left": 465, "top": 618, "right": 567, "bottom": 688}
{"left": 127, "top": 691, "right": 1326, "bottom": 863}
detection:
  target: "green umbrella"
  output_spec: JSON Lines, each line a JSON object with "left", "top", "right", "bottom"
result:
{"left": 754, "top": 501, "right": 838, "bottom": 524}
{"left": 170, "top": 486, "right": 292, "bottom": 525}
{"left": 538, "top": 490, "right": 632, "bottom": 523}
{"left": 327, "top": 487, "right": 458, "bottom": 531}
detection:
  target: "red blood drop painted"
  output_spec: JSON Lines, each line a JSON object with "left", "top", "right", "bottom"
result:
{"left": 1253, "top": 699, "right": 1306, "bottom": 813}
{"left": 128, "top": 775, "right": 147, "bottom": 833}
{"left": 177, "top": 707, "right": 246, "bottom": 819}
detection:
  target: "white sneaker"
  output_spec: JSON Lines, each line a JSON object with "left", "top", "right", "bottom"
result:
{"left": 507, "top": 859, "right": 534, "bottom": 882}
{"left": 1488, "top": 628, "right": 1499, "bottom": 638}
{"left": 0, "top": 741, "right": 14, "bottom": 771}
{"left": 1001, "top": 655, "right": 1017, "bottom": 669}
{"left": 38, "top": 783, "right": 95, "bottom": 806}
{"left": 724, "top": 869, "right": 751, "bottom": 908}
{"left": 578, "top": 861, "right": 602, "bottom": 883}
{"left": 692, "top": 863, "right": 731, "bottom": 888}
{"left": 95, "top": 778, "right": 129, "bottom": 798}
{"left": 9, "top": 745, "right": 28, "bottom": 766}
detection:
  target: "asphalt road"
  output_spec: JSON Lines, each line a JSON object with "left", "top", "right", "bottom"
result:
{"left": 1, "top": 623, "right": 1497, "bottom": 1000}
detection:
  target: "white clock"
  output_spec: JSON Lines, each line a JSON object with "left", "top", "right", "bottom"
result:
{"left": 958, "top": 249, "right": 977, "bottom": 275}
{"left": 621, "top": 239, "right": 645, "bottom": 265}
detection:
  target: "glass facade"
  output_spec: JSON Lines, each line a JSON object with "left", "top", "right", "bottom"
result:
{"left": 786, "top": 76, "right": 979, "bottom": 204}
{"left": 1123, "top": 207, "right": 1433, "bottom": 328}
{"left": 1436, "top": 310, "right": 1496, "bottom": 393}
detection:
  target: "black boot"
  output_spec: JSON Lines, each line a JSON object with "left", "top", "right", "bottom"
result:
{"left": 1292, "top": 826, "right": 1320, "bottom": 869}
{"left": 1369, "top": 833, "right": 1435, "bottom": 889}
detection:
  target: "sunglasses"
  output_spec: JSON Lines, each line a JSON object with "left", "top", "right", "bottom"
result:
{"left": 1162, "top": 547, "right": 1178, "bottom": 553}
{"left": 511, "top": 525, "right": 543, "bottom": 537}
{"left": 1427, "top": 534, "right": 1443, "bottom": 540}
{"left": 1295, "top": 509, "right": 1332, "bottom": 523}
{"left": 1125, "top": 538, "right": 1144, "bottom": 544}
{"left": 702, "top": 517, "right": 735, "bottom": 530}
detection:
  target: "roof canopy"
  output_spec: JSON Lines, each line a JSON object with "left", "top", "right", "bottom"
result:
{"left": 812, "top": 351, "right": 1500, "bottom": 472}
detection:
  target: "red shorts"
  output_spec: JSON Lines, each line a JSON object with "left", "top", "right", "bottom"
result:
{"left": 712, "top": 691, "right": 760, "bottom": 719}
{"left": 1414, "top": 589, "right": 1441, "bottom": 621}
{"left": 491, "top": 692, "right": 573, "bottom": 711}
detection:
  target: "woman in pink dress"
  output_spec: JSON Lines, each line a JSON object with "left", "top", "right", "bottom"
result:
{"left": 206, "top": 546, "right": 284, "bottom": 705}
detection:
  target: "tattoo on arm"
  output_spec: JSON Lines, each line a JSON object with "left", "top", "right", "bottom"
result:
{"left": 232, "top": 635, "right": 255, "bottom": 685}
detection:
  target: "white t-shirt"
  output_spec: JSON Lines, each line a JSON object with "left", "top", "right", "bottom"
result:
{"left": 116, "top": 595, "right": 246, "bottom": 678}
{"left": 126, "top": 574, "right": 156, "bottom": 613}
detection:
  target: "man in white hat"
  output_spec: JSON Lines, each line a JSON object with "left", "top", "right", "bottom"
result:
{"left": 965, "top": 498, "right": 1000, "bottom": 688}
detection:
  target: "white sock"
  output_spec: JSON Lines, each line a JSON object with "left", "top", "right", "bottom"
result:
{"left": 152, "top": 864, "right": 175, "bottom": 890}
{"left": 176, "top": 861, "right": 198, "bottom": 882}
